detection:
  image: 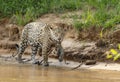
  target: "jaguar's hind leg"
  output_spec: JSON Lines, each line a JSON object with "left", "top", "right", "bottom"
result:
{"left": 18, "top": 42, "right": 27, "bottom": 63}
{"left": 38, "top": 46, "right": 42, "bottom": 57}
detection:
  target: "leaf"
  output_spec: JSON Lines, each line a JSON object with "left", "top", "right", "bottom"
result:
{"left": 100, "top": 29, "right": 103, "bottom": 38}
{"left": 118, "top": 44, "right": 120, "bottom": 50}
{"left": 106, "top": 54, "right": 113, "bottom": 59}
{"left": 100, "top": 31, "right": 103, "bottom": 38}
{"left": 110, "top": 49, "right": 118, "bottom": 55}
{"left": 114, "top": 53, "right": 120, "bottom": 61}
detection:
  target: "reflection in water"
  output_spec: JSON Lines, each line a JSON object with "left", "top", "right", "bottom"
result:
{"left": 0, "top": 64, "right": 120, "bottom": 82}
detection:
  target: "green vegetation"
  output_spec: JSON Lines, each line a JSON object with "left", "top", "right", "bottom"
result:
{"left": 72, "top": 0, "right": 120, "bottom": 29}
{"left": 0, "top": 0, "right": 120, "bottom": 27}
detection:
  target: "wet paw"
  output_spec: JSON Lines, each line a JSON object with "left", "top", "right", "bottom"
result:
{"left": 16, "top": 58, "right": 24, "bottom": 63}
{"left": 65, "top": 62, "right": 69, "bottom": 65}
{"left": 18, "top": 60, "right": 24, "bottom": 63}
{"left": 43, "top": 62, "right": 49, "bottom": 67}
{"left": 37, "top": 60, "right": 44, "bottom": 65}
{"left": 59, "top": 58, "right": 63, "bottom": 62}
{"left": 32, "top": 61, "right": 39, "bottom": 64}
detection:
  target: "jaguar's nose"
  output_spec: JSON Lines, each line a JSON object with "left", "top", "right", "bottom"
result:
{"left": 58, "top": 38, "right": 61, "bottom": 41}
{"left": 57, "top": 38, "right": 62, "bottom": 44}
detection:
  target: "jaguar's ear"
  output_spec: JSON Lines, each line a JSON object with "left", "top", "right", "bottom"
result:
{"left": 64, "top": 24, "right": 73, "bottom": 32}
{"left": 54, "top": 23, "right": 65, "bottom": 31}
{"left": 54, "top": 23, "right": 72, "bottom": 32}
{"left": 57, "top": 23, "right": 66, "bottom": 28}
{"left": 60, "top": 23, "right": 72, "bottom": 32}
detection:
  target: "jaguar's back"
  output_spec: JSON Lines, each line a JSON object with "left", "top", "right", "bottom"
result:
{"left": 21, "top": 22, "right": 47, "bottom": 45}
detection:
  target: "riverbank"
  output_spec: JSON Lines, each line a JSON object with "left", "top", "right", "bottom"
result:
{"left": 38, "top": 58, "right": 120, "bottom": 71}
{"left": 0, "top": 53, "right": 120, "bottom": 72}
{"left": 0, "top": 38, "right": 120, "bottom": 71}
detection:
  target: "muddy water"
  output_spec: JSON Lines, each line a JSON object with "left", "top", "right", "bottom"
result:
{"left": 0, "top": 64, "right": 120, "bottom": 82}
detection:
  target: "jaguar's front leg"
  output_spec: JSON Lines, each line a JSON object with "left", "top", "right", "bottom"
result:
{"left": 18, "top": 53, "right": 23, "bottom": 63}
{"left": 42, "top": 44, "right": 49, "bottom": 66}
{"left": 56, "top": 44, "right": 64, "bottom": 62}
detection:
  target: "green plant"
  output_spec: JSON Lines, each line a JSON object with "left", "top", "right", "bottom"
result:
{"left": 99, "top": 28, "right": 105, "bottom": 39}
{"left": 82, "top": 9, "right": 97, "bottom": 27}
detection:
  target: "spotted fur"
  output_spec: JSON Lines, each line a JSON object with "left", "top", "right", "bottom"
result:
{"left": 17, "top": 22, "right": 65, "bottom": 66}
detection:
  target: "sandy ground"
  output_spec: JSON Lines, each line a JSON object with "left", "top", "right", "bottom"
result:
{"left": 47, "top": 59, "right": 120, "bottom": 71}
{"left": 0, "top": 54, "right": 120, "bottom": 71}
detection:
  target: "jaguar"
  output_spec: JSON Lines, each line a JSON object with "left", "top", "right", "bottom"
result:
{"left": 17, "top": 22, "right": 65, "bottom": 66}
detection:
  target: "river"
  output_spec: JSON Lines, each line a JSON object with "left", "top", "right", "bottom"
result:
{"left": 0, "top": 64, "right": 120, "bottom": 82}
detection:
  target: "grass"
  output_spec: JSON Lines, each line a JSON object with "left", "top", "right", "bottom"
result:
{"left": 0, "top": 0, "right": 120, "bottom": 28}
{"left": 72, "top": 0, "right": 120, "bottom": 30}
{"left": 0, "top": 0, "right": 82, "bottom": 17}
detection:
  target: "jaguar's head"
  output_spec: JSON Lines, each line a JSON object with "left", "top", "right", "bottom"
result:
{"left": 50, "top": 25, "right": 65, "bottom": 44}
